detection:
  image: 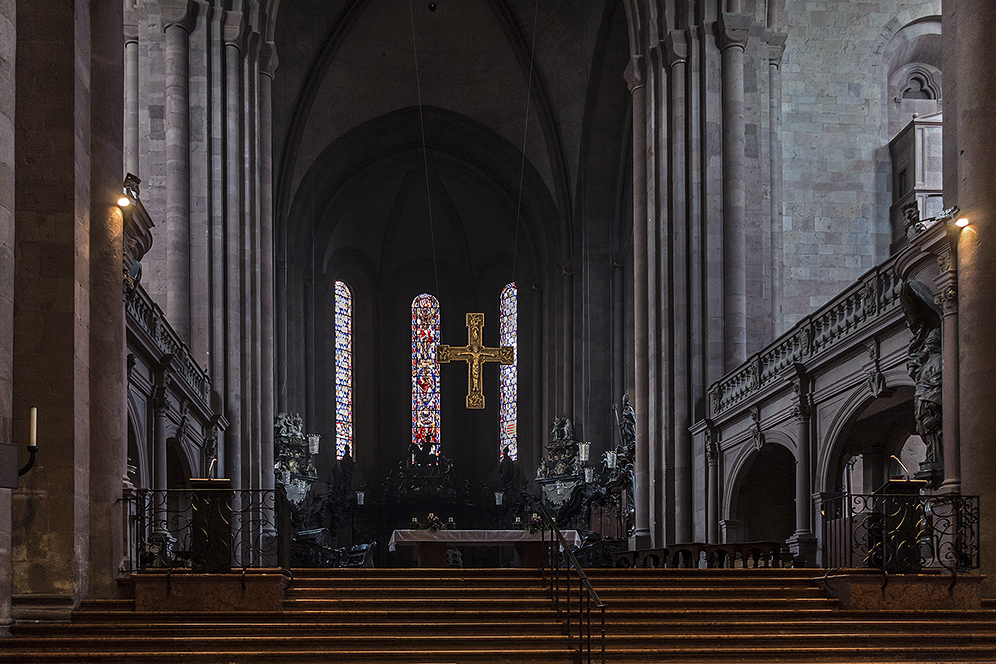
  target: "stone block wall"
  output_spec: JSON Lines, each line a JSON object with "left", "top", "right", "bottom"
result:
{"left": 779, "top": 0, "right": 942, "bottom": 327}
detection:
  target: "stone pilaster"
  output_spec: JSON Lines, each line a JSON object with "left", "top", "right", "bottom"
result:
{"left": 704, "top": 422, "right": 719, "bottom": 543}
{"left": 626, "top": 55, "right": 651, "bottom": 548}
{"left": 152, "top": 379, "right": 171, "bottom": 534}
{"left": 931, "top": 235, "right": 960, "bottom": 493}
{"left": 786, "top": 367, "right": 817, "bottom": 566}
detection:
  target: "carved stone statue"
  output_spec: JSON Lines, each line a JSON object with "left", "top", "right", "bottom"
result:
{"left": 618, "top": 393, "right": 636, "bottom": 450}
{"left": 901, "top": 280, "right": 943, "bottom": 466}
{"left": 275, "top": 412, "right": 304, "bottom": 439}
{"left": 550, "top": 416, "right": 574, "bottom": 442}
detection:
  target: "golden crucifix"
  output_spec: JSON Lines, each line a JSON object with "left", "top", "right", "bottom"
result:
{"left": 436, "top": 313, "right": 513, "bottom": 409}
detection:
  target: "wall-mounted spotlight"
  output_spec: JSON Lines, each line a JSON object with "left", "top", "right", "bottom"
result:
{"left": 955, "top": 217, "right": 970, "bottom": 228}
{"left": 118, "top": 172, "right": 142, "bottom": 208}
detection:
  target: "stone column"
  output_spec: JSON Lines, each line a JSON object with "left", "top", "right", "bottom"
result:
{"left": 787, "top": 369, "right": 816, "bottom": 565}
{"left": 667, "top": 31, "right": 692, "bottom": 543}
{"left": 767, "top": 34, "right": 787, "bottom": 334}
{"left": 562, "top": 266, "right": 574, "bottom": 417}
{"left": 532, "top": 283, "right": 544, "bottom": 474}
{"left": 259, "top": 42, "right": 277, "bottom": 498}
{"left": 87, "top": 0, "right": 126, "bottom": 598}
{"left": 0, "top": 0, "right": 14, "bottom": 635}
{"left": 705, "top": 425, "right": 719, "bottom": 543}
{"left": 164, "top": 11, "right": 191, "bottom": 343}
{"left": 124, "top": 32, "right": 140, "bottom": 177}
{"left": 12, "top": 0, "right": 93, "bottom": 619}
{"left": 223, "top": 14, "right": 243, "bottom": 491}
{"left": 627, "top": 56, "right": 651, "bottom": 548}
{"left": 949, "top": 0, "right": 996, "bottom": 593}
{"left": 719, "top": 12, "right": 750, "bottom": 370}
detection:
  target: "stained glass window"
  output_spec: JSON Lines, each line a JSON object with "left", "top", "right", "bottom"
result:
{"left": 499, "top": 283, "right": 517, "bottom": 460}
{"left": 334, "top": 281, "right": 353, "bottom": 460}
{"left": 412, "top": 293, "right": 441, "bottom": 457}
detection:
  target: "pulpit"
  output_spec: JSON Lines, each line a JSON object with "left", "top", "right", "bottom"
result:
{"left": 189, "top": 477, "right": 233, "bottom": 573}
{"left": 870, "top": 478, "right": 927, "bottom": 573}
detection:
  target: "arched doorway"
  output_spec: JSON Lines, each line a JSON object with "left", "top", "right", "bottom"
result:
{"left": 733, "top": 444, "right": 796, "bottom": 545}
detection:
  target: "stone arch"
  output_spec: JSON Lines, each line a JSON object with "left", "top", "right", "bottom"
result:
{"left": 816, "top": 376, "right": 916, "bottom": 497}
{"left": 724, "top": 435, "right": 797, "bottom": 545}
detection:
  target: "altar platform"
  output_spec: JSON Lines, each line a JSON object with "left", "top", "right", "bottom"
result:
{"left": 388, "top": 529, "right": 581, "bottom": 567}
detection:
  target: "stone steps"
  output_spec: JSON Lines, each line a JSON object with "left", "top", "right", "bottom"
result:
{"left": 6, "top": 567, "right": 996, "bottom": 663}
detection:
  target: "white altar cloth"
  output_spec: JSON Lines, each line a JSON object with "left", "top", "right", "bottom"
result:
{"left": 388, "top": 529, "right": 581, "bottom": 552}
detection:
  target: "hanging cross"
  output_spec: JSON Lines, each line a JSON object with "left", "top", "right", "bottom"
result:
{"left": 437, "top": 313, "right": 513, "bottom": 409}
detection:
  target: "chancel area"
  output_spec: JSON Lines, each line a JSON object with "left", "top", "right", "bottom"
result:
{"left": 3, "top": 0, "right": 996, "bottom": 661}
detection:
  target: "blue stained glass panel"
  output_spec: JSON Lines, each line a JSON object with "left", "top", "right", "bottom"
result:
{"left": 412, "top": 294, "right": 441, "bottom": 457}
{"left": 334, "top": 281, "right": 353, "bottom": 460}
{"left": 499, "top": 283, "right": 517, "bottom": 460}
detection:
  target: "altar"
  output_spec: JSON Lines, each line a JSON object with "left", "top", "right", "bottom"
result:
{"left": 388, "top": 529, "right": 581, "bottom": 567}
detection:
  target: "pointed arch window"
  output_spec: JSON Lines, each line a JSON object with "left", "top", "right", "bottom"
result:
{"left": 412, "top": 294, "right": 441, "bottom": 457}
{"left": 499, "top": 283, "right": 517, "bottom": 460}
{"left": 334, "top": 281, "right": 353, "bottom": 460}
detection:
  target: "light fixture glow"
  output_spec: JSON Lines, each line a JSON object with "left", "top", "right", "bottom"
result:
{"left": 117, "top": 196, "right": 131, "bottom": 207}
{"left": 955, "top": 217, "right": 970, "bottom": 228}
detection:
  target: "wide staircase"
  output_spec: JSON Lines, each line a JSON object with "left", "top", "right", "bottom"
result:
{"left": 5, "top": 567, "right": 996, "bottom": 663}
{"left": 584, "top": 567, "right": 996, "bottom": 662}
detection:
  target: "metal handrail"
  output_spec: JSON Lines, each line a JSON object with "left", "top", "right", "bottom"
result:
{"left": 538, "top": 503, "right": 605, "bottom": 664}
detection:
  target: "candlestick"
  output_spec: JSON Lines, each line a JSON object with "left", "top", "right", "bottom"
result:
{"left": 30, "top": 407, "right": 37, "bottom": 447}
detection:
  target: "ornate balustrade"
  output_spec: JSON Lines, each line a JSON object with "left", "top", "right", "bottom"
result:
{"left": 125, "top": 284, "right": 211, "bottom": 403}
{"left": 709, "top": 256, "right": 904, "bottom": 417}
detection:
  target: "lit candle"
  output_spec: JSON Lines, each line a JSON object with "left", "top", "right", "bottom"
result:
{"left": 30, "top": 407, "right": 37, "bottom": 447}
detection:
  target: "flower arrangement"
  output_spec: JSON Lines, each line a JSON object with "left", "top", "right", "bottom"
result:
{"left": 422, "top": 513, "right": 444, "bottom": 532}
{"left": 525, "top": 513, "right": 543, "bottom": 534}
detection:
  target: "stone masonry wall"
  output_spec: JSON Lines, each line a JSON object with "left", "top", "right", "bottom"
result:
{"left": 779, "top": 0, "right": 941, "bottom": 327}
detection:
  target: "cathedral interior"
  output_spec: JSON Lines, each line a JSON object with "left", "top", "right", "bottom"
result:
{"left": 3, "top": 0, "right": 996, "bottom": 645}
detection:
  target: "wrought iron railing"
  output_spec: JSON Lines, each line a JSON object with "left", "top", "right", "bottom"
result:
{"left": 127, "top": 488, "right": 291, "bottom": 572}
{"left": 820, "top": 492, "right": 979, "bottom": 573}
{"left": 539, "top": 504, "right": 605, "bottom": 664}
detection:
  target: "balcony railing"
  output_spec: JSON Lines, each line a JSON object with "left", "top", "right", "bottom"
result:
{"left": 820, "top": 492, "right": 979, "bottom": 573}
{"left": 125, "top": 488, "right": 291, "bottom": 572}
{"left": 126, "top": 285, "right": 212, "bottom": 403}
{"left": 709, "top": 256, "right": 903, "bottom": 417}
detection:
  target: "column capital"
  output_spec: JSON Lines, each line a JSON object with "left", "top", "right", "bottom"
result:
{"left": 223, "top": 10, "right": 246, "bottom": 48}
{"left": 750, "top": 406, "right": 765, "bottom": 450}
{"left": 766, "top": 30, "right": 788, "bottom": 66}
{"left": 934, "top": 285, "right": 958, "bottom": 314}
{"left": 719, "top": 12, "right": 751, "bottom": 51}
{"left": 260, "top": 41, "right": 279, "bottom": 78}
{"left": 161, "top": 0, "right": 195, "bottom": 32}
{"left": 152, "top": 386, "right": 171, "bottom": 415}
{"left": 704, "top": 421, "right": 720, "bottom": 466}
{"left": 624, "top": 56, "right": 645, "bottom": 93}
{"left": 664, "top": 30, "right": 688, "bottom": 67}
